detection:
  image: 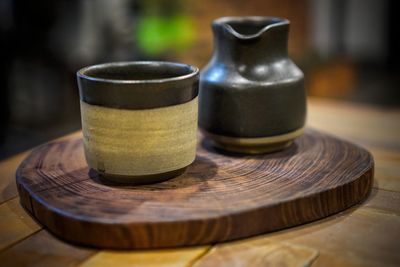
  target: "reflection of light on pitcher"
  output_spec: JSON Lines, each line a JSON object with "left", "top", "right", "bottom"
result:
{"left": 206, "top": 64, "right": 226, "bottom": 82}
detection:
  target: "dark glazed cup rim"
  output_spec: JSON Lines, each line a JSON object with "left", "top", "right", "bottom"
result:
{"left": 213, "top": 16, "right": 290, "bottom": 40}
{"left": 77, "top": 61, "right": 200, "bottom": 110}
{"left": 77, "top": 61, "right": 199, "bottom": 84}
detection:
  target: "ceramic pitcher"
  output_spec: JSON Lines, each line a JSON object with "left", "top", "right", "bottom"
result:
{"left": 199, "top": 16, "right": 306, "bottom": 154}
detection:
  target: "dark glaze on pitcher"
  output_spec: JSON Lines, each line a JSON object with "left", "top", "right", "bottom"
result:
{"left": 199, "top": 16, "right": 306, "bottom": 154}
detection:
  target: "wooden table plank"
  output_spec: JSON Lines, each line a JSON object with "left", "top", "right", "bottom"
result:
{"left": 80, "top": 246, "right": 210, "bottom": 267}
{"left": 311, "top": 252, "right": 381, "bottom": 267}
{"left": 372, "top": 150, "right": 400, "bottom": 191}
{"left": 308, "top": 98, "right": 400, "bottom": 153}
{"left": 0, "top": 230, "right": 96, "bottom": 267}
{"left": 293, "top": 208, "right": 400, "bottom": 266}
{"left": 0, "top": 198, "right": 41, "bottom": 251}
{"left": 0, "top": 152, "right": 29, "bottom": 204}
{"left": 191, "top": 189, "right": 400, "bottom": 267}
{"left": 362, "top": 188, "right": 400, "bottom": 215}
{"left": 192, "top": 241, "right": 318, "bottom": 267}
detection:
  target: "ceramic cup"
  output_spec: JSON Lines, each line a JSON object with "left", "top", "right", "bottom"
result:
{"left": 77, "top": 61, "right": 199, "bottom": 184}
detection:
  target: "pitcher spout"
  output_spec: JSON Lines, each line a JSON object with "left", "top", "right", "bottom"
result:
{"left": 211, "top": 16, "right": 290, "bottom": 64}
{"left": 216, "top": 16, "right": 289, "bottom": 40}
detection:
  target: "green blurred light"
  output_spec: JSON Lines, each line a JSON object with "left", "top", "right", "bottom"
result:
{"left": 137, "top": 15, "right": 195, "bottom": 56}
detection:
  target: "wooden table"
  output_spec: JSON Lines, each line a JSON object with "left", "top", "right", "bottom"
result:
{"left": 1, "top": 97, "right": 399, "bottom": 267}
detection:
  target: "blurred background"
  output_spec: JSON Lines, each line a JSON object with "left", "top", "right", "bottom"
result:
{"left": 0, "top": 0, "right": 399, "bottom": 159}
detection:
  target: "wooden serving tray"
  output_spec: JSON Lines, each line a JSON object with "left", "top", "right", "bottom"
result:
{"left": 16, "top": 129, "right": 373, "bottom": 249}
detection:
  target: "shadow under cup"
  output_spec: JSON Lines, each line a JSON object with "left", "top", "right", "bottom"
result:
{"left": 77, "top": 62, "right": 199, "bottom": 184}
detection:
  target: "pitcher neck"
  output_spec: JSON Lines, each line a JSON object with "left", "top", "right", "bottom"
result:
{"left": 211, "top": 17, "right": 290, "bottom": 65}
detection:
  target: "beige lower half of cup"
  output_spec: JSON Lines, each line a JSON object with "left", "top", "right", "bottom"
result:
{"left": 80, "top": 97, "right": 198, "bottom": 180}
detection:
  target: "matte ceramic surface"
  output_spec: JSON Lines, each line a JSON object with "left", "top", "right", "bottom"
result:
{"left": 199, "top": 17, "right": 306, "bottom": 153}
{"left": 77, "top": 61, "right": 199, "bottom": 184}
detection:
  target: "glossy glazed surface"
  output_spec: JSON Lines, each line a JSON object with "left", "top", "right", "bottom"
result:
{"left": 78, "top": 61, "right": 199, "bottom": 109}
{"left": 200, "top": 17, "right": 306, "bottom": 138}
